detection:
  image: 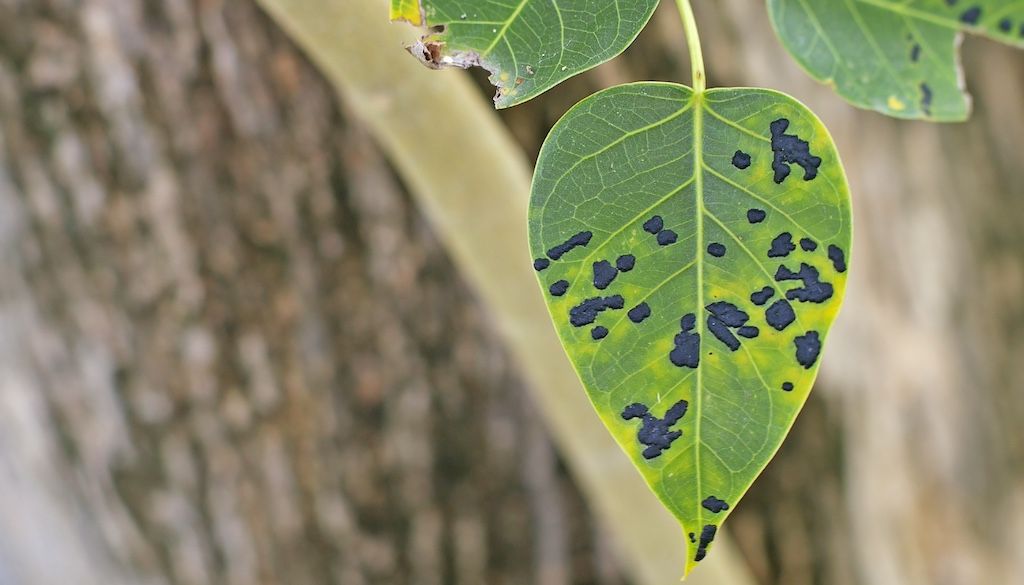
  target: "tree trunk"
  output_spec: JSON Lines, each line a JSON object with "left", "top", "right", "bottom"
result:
{"left": 0, "top": 1, "right": 628, "bottom": 584}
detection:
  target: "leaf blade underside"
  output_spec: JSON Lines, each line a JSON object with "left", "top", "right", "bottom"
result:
{"left": 768, "top": 0, "right": 1024, "bottom": 121}
{"left": 391, "top": 0, "right": 659, "bottom": 108}
{"left": 528, "top": 83, "right": 852, "bottom": 576}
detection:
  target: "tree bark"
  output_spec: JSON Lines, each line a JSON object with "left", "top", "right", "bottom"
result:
{"left": 0, "top": 1, "right": 629, "bottom": 584}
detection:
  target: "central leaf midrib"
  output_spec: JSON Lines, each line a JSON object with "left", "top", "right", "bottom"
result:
{"left": 692, "top": 92, "right": 706, "bottom": 540}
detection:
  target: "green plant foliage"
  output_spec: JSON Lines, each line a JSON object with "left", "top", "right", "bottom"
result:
{"left": 768, "top": 0, "right": 1024, "bottom": 121}
{"left": 389, "top": 0, "right": 659, "bottom": 108}
{"left": 529, "top": 82, "right": 851, "bottom": 574}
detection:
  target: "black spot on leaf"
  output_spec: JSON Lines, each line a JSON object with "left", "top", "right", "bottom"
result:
{"left": 911, "top": 43, "right": 921, "bottom": 62}
{"left": 670, "top": 314, "right": 700, "bottom": 368}
{"left": 765, "top": 299, "right": 796, "bottom": 331}
{"left": 643, "top": 215, "right": 664, "bottom": 234}
{"left": 999, "top": 18, "right": 1011, "bottom": 33}
{"left": 768, "top": 232, "right": 796, "bottom": 258}
{"left": 782, "top": 382, "right": 794, "bottom": 392}
{"left": 616, "top": 254, "right": 636, "bottom": 272}
{"left": 960, "top": 6, "right": 981, "bottom": 24}
{"left": 737, "top": 326, "right": 759, "bottom": 339}
{"left": 708, "top": 317, "right": 740, "bottom": 351}
{"left": 750, "top": 286, "right": 775, "bottom": 306}
{"left": 800, "top": 238, "right": 818, "bottom": 251}
{"left": 628, "top": 302, "right": 651, "bottom": 323}
{"left": 702, "top": 496, "right": 730, "bottom": 513}
{"left": 775, "top": 263, "right": 834, "bottom": 303}
{"left": 747, "top": 209, "right": 766, "bottom": 224}
{"left": 688, "top": 532, "right": 696, "bottom": 544}
{"left": 920, "top": 83, "right": 933, "bottom": 116}
{"left": 828, "top": 244, "right": 847, "bottom": 273}
{"left": 547, "top": 231, "right": 593, "bottom": 260}
{"left": 794, "top": 331, "right": 822, "bottom": 369}
{"left": 657, "top": 230, "right": 678, "bottom": 246}
{"left": 534, "top": 258, "right": 550, "bottom": 271}
{"left": 707, "top": 242, "right": 726, "bottom": 257}
{"left": 621, "top": 400, "right": 689, "bottom": 460}
{"left": 591, "top": 326, "right": 609, "bottom": 340}
{"left": 593, "top": 260, "right": 618, "bottom": 290}
{"left": 732, "top": 150, "right": 751, "bottom": 169}
{"left": 695, "top": 525, "right": 717, "bottom": 562}
{"left": 706, "top": 302, "right": 751, "bottom": 351}
{"left": 569, "top": 295, "right": 624, "bottom": 327}
{"left": 549, "top": 280, "right": 569, "bottom": 297}
{"left": 770, "top": 118, "right": 822, "bottom": 183}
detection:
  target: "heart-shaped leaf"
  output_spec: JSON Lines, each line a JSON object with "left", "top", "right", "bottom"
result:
{"left": 390, "top": 0, "right": 659, "bottom": 108}
{"left": 529, "top": 82, "right": 852, "bottom": 574}
{"left": 768, "top": 0, "right": 1024, "bottom": 121}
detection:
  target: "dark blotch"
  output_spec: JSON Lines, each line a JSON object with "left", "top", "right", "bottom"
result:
{"left": 643, "top": 215, "right": 664, "bottom": 234}
{"left": 999, "top": 18, "right": 1012, "bottom": 33}
{"left": 747, "top": 209, "right": 766, "bottom": 224}
{"left": 737, "top": 326, "right": 759, "bottom": 339}
{"left": 750, "top": 286, "right": 775, "bottom": 306}
{"left": 621, "top": 400, "right": 689, "bottom": 460}
{"left": 702, "top": 496, "right": 730, "bottom": 514}
{"left": 657, "top": 230, "right": 678, "bottom": 246}
{"left": 732, "top": 150, "right": 751, "bottom": 170}
{"left": 534, "top": 258, "right": 550, "bottom": 271}
{"left": 695, "top": 525, "right": 717, "bottom": 562}
{"left": 960, "top": 6, "right": 981, "bottom": 25}
{"left": 770, "top": 118, "right": 822, "bottom": 183}
{"left": 569, "top": 295, "right": 625, "bottom": 327}
{"left": 800, "top": 237, "right": 818, "bottom": 251}
{"left": 549, "top": 280, "right": 569, "bottom": 297}
{"left": 547, "top": 231, "right": 593, "bottom": 260}
{"left": 782, "top": 381, "right": 794, "bottom": 392}
{"left": 911, "top": 43, "right": 921, "bottom": 62}
{"left": 628, "top": 302, "right": 652, "bottom": 324}
{"left": 828, "top": 244, "right": 847, "bottom": 273}
{"left": 794, "top": 331, "right": 822, "bottom": 369}
{"left": 708, "top": 317, "right": 740, "bottom": 351}
{"left": 765, "top": 299, "right": 796, "bottom": 331}
{"left": 775, "top": 263, "right": 834, "bottom": 304}
{"left": 920, "top": 83, "right": 933, "bottom": 116}
{"left": 707, "top": 301, "right": 749, "bottom": 327}
{"left": 591, "top": 326, "right": 609, "bottom": 340}
{"left": 768, "top": 232, "right": 796, "bottom": 258}
{"left": 616, "top": 254, "right": 636, "bottom": 272}
{"left": 670, "top": 314, "right": 701, "bottom": 368}
{"left": 593, "top": 260, "right": 618, "bottom": 290}
{"left": 688, "top": 532, "right": 696, "bottom": 544}
{"left": 707, "top": 242, "right": 726, "bottom": 257}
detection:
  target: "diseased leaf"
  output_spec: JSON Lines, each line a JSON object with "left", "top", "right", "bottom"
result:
{"left": 528, "top": 82, "right": 852, "bottom": 574}
{"left": 391, "top": 0, "right": 659, "bottom": 108}
{"left": 768, "top": 0, "right": 1024, "bottom": 121}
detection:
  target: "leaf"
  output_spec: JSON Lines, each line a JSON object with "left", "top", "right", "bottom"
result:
{"left": 768, "top": 0, "right": 1024, "bottom": 121}
{"left": 390, "top": 0, "right": 659, "bottom": 108}
{"left": 528, "top": 82, "right": 852, "bottom": 575}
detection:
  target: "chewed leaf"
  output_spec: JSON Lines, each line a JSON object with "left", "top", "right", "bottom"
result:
{"left": 528, "top": 83, "right": 852, "bottom": 575}
{"left": 768, "top": 0, "right": 1024, "bottom": 121}
{"left": 390, "top": 0, "right": 659, "bottom": 108}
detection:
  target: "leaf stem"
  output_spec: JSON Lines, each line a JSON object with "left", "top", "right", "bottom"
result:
{"left": 675, "top": 0, "right": 706, "bottom": 93}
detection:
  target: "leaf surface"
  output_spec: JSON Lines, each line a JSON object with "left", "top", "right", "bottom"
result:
{"left": 768, "top": 0, "right": 1024, "bottom": 120}
{"left": 390, "top": 0, "right": 659, "bottom": 108}
{"left": 528, "top": 82, "right": 852, "bottom": 574}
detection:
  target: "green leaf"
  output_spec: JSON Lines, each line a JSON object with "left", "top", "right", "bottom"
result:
{"left": 528, "top": 82, "right": 852, "bottom": 575}
{"left": 768, "top": 0, "right": 1024, "bottom": 121}
{"left": 391, "top": 0, "right": 659, "bottom": 108}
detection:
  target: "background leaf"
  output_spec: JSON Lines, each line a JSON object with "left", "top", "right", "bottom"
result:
{"left": 391, "top": 0, "right": 659, "bottom": 108}
{"left": 768, "top": 0, "right": 1024, "bottom": 121}
{"left": 529, "top": 82, "right": 852, "bottom": 574}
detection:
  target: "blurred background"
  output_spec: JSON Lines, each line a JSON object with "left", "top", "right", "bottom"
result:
{"left": 0, "top": 1, "right": 1022, "bottom": 584}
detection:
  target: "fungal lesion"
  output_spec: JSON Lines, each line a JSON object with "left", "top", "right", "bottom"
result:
{"left": 620, "top": 399, "right": 689, "bottom": 460}
{"left": 769, "top": 118, "right": 821, "bottom": 184}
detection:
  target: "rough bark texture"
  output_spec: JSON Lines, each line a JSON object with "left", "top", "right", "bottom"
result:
{"left": 0, "top": 1, "right": 628, "bottom": 584}
{"left": 3, "top": 1, "right": 1024, "bottom": 585}
{"left": 496, "top": 3, "right": 1024, "bottom": 585}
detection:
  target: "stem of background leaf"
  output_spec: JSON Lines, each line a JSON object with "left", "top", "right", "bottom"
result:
{"left": 675, "top": 0, "right": 707, "bottom": 93}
